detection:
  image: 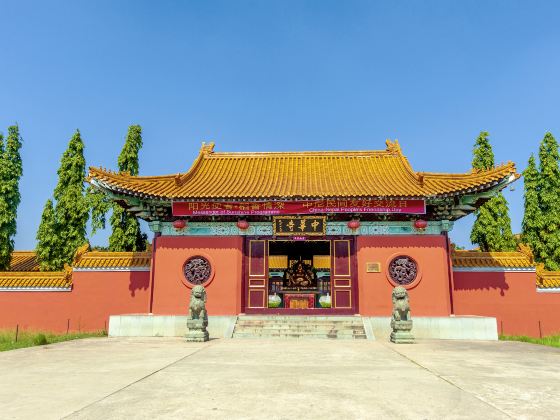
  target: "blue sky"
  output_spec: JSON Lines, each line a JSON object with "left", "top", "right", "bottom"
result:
{"left": 1, "top": 1, "right": 559, "bottom": 249}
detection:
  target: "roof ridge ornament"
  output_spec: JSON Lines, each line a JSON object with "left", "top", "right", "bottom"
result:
{"left": 72, "top": 243, "right": 90, "bottom": 266}
{"left": 200, "top": 141, "right": 215, "bottom": 154}
{"left": 385, "top": 139, "right": 401, "bottom": 154}
{"left": 417, "top": 172, "right": 425, "bottom": 186}
{"left": 517, "top": 243, "right": 535, "bottom": 264}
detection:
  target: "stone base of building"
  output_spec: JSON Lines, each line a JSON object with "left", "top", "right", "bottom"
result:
{"left": 366, "top": 316, "right": 498, "bottom": 341}
{"left": 109, "top": 314, "right": 498, "bottom": 340}
{"left": 108, "top": 314, "right": 237, "bottom": 339}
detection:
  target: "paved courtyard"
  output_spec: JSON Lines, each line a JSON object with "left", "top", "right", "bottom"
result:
{"left": 0, "top": 337, "right": 559, "bottom": 419}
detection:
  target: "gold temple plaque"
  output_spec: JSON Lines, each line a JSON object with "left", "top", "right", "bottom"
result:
{"left": 366, "top": 262, "right": 381, "bottom": 273}
{"left": 273, "top": 216, "right": 326, "bottom": 236}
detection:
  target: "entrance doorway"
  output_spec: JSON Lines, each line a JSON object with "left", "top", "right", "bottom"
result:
{"left": 244, "top": 238, "right": 357, "bottom": 314}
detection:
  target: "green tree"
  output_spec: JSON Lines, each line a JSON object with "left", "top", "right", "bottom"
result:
{"left": 470, "top": 194, "right": 517, "bottom": 252}
{"left": 0, "top": 132, "right": 6, "bottom": 269}
{"left": 35, "top": 200, "right": 62, "bottom": 271}
{"left": 36, "top": 130, "right": 89, "bottom": 270}
{"left": 108, "top": 125, "right": 146, "bottom": 251}
{"left": 472, "top": 131, "right": 495, "bottom": 171}
{"left": 0, "top": 126, "right": 23, "bottom": 270}
{"left": 470, "top": 131, "right": 516, "bottom": 251}
{"left": 536, "top": 132, "right": 560, "bottom": 270}
{"left": 521, "top": 154, "right": 543, "bottom": 258}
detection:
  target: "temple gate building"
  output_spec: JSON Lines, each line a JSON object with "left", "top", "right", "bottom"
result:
{"left": 1, "top": 139, "right": 558, "bottom": 339}
{"left": 88, "top": 140, "right": 516, "bottom": 318}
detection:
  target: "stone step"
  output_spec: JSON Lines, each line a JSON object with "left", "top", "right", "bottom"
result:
{"left": 238, "top": 316, "right": 361, "bottom": 321}
{"left": 234, "top": 319, "right": 362, "bottom": 325}
{"left": 237, "top": 319, "right": 362, "bottom": 325}
{"left": 233, "top": 333, "right": 365, "bottom": 339}
{"left": 235, "top": 322, "right": 363, "bottom": 328}
{"left": 234, "top": 326, "right": 365, "bottom": 332}
{"left": 235, "top": 325, "right": 364, "bottom": 329}
{"left": 235, "top": 325, "right": 364, "bottom": 331}
{"left": 232, "top": 315, "right": 367, "bottom": 340}
{"left": 235, "top": 327, "right": 363, "bottom": 333}
{"left": 233, "top": 332, "right": 367, "bottom": 339}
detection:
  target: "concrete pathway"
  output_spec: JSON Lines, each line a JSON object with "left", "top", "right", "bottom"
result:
{"left": 0, "top": 338, "right": 558, "bottom": 419}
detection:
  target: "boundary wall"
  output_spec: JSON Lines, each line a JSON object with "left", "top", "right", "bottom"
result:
{"left": 0, "top": 270, "right": 150, "bottom": 333}
{"left": 0, "top": 241, "right": 559, "bottom": 337}
{"left": 452, "top": 270, "right": 560, "bottom": 337}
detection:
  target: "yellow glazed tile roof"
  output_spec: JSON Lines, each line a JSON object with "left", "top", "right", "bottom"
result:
{"left": 537, "top": 269, "right": 560, "bottom": 289}
{"left": 451, "top": 250, "right": 534, "bottom": 269}
{"left": 88, "top": 140, "right": 519, "bottom": 200}
{"left": 8, "top": 248, "right": 151, "bottom": 271}
{"left": 9, "top": 251, "right": 40, "bottom": 271}
{"left": 452, "top": 244, "right": 560, "bottom": 289}
{"left": 74, "top": 251, "right": 151, "bottom": 269}
{"left": 0, "top": 268, "right": 72, "bottom": 289}
{"left": 1, "top": 245, "right": 151, "bottom": 289}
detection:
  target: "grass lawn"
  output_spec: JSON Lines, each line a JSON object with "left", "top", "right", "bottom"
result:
{"left": 499, "top": 334, "right": 560, "bottom": 348}
{"left": 0, "top": 330, "right": 107, "bottom": 352}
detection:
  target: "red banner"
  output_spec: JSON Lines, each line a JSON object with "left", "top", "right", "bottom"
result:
{"left": 172, "top": 199, "right": 425, "bottom": 216}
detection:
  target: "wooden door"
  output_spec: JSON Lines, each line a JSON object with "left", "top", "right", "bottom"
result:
{"left": 246, "top": 239, "right": 267, "bottom": 308}
{"left": 331, "top": 239, "right": 353, "bottom": 309}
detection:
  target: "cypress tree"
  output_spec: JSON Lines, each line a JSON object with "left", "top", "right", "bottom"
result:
{"left": 36, "top": 130, "right": 89, "bottom": 270}
{"left": 472, "top": 131, "right": 495, "bottom": 171}
{"left": 521, "top": 154, "right": 543, "bottom": 258}
{"left": 0, "top": 132, "right": 7, "bottom": 269}
{"left": 109, "top": 125, "right": 146, "bottom": 251}
{"left": 536, "top": 132, "right": 560, "bottom": 270}
{"left": 0, "top": 126, "right": 23, "bottom": 270}
{"left": 35, "top": 200, "right": 62, "bottom": 271}
{"left": 470, "top": 194, "right": 517, "bottom": 252}
{"left": 470, "top": 131, "right": 516, "bottom": 251}
{"left": 88, "top": 185, "right": 110, "bottom": 234}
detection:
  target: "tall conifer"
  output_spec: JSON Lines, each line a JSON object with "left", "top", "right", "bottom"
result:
{"left": 0, "top": 132, "right": 7, "bottom": 269}
{"left": 35, "top": 200, "right": 61, "bottom": 271}
{"left": 471, "top": 131, "right": 495, "bottom": 170}
{"left": 470, "top": 131, "right": 516, "bottom": 251}
{"left": 470, "top": 194, "right": 517, "bottom": 252}
{"left": 109, "top": 125, "right": 146, "bottom": 251}
{"left": 0, "top": 126, "right": 23, "bottom": 270}
{"left": 36, "top": 130, "right": 89, "bottom": 270}
{"left": 521, "top": 154, "right": 543, "bottom": 258}
{"left": 536, "top": 132, "right": 560, "bottom": 270}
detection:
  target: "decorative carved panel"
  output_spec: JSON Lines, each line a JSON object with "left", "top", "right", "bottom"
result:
{"left": 183, "top": 256, "right": 212, "bottom": 285}
{"left": 388, "top": 256, "right": 418, "bottom": 285}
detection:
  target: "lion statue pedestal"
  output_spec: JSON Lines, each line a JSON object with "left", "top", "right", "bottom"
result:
{"left": 390, "top": 286, "right": 414, "bottom": 344}
{"left": 186, "top": 285, "right": 209, "bottom": 342}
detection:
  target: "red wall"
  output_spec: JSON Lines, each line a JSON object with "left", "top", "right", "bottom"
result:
{"left": 452, "top": 271, "right": 560, "bottom": 336}
{"left": 1, "top": 233, "right": 560, "bottom": 338}
{"left": 0, "top": 271, "right": 150, "bottom": 333}
{"left": 357, "top": 235, "right": 452, "bottom": 316}
{"left": 151, "top": 235, "right": 243, "bottom": 316}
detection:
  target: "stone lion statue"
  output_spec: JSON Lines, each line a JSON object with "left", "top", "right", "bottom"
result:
{"left": 189, "top": 285, "right": 208, "bottom": 321}
{"left": 391, "top": 286, "right": 411, "bottom": 322}
{"left": 390, "top": 286, "right": 414, "bottom": 343}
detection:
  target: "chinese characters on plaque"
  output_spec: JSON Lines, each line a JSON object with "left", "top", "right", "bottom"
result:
{"left": 172, "top": 199, "right": 425, "bottom": 216}
{"left": 273, "top": 216, "right": 326, "bottom": 237}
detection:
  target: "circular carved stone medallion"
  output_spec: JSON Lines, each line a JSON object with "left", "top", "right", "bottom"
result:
{"left": 388, "top": 256, "right": 418, "bottom": 285}
{"left": 183, "top": 256, "right": 212, "bottom": 285}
